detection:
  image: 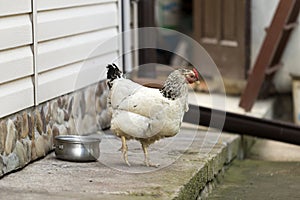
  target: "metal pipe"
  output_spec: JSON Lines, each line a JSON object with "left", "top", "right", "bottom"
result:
{"left": 122, "top": 0, "right": 133, "bottom": 72}
{"left": 31, "top": 0, "right": 38, "bottom": 105}
{"left": 131, "top": 0, "right": 139, "bottom": 67}
{"left": 183, "top": 104, "right": 300, "bottom": 146}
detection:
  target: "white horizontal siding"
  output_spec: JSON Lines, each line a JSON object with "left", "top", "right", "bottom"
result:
{"left": 0, "top": 77, "right": 34, "bottom": 118}
{"left": 0, "top": 46, "right": 33, "bottom": 84}
{"left": 0, "top": 1, "right": 121, "bottom": 116}
{"left": 37, "top": 0, "right": 117, "bottom": 11}
{"left": 38, "top": 27, "right": 118, "bottom": 73}
{"left": 0, "top": 0, "right": 31, "bottom": 17}
{"left": 0, "top": 14, "right": 32, "bottom": 50}
{"left": 37, "top": 3, "right": 118, "bottom": 41}
{"left": 37, "top": 51, "right": 118, "bottom": 103}
{"left": 0, "top": 7, "right": 34, "bottom": 117}
{"left": 36, "top": 1, "right": 120, "bottom": 104}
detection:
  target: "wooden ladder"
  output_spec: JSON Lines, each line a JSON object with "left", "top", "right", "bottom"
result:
{"left": 239, "top": 0, "right": 300, "bottom": 112}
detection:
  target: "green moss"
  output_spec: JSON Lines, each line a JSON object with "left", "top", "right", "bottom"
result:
{"left": 173, "top": 163, "right": 208, "bottom": 200}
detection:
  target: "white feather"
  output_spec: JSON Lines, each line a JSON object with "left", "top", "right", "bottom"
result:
{"left": 108, "top": 78, "right": 188, "bottom": 139}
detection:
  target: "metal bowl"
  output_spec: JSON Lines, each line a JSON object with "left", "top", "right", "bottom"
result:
{"left": 54, "top": 135, "right": 101, "bottom": 162}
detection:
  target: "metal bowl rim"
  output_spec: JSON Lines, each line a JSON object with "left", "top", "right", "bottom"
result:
{"left": 55, "top": 135, "right": 101, "bottom": 144}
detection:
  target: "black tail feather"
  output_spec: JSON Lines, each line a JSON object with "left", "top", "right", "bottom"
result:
{"left": 106, "top": 63, "right": 122, "bottom": 88}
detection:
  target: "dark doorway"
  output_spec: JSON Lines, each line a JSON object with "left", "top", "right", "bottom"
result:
{"left": 193, "top": 0, "right": 251, "bottom": 80}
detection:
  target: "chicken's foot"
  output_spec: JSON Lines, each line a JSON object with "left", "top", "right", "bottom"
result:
{"left": 141, "top": 143, "right": 160, "bottom": 168}
{"left": 121, "top": 136, "right": 131, "bottom": 166}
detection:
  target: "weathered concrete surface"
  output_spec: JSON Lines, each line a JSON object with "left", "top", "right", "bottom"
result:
{"left": 205, "top": 139, "right": 300, "bottom": 199}
{"left": 249, "top": 139, "right": 300, "bottom": 161}
{"left": 207, "top": 160, "right": 300, "bottom": 200}
{"left": 0, "top": 124, "right": 243, "bottom": 200}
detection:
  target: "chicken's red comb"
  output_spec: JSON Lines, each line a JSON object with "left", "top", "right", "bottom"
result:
{"left": 192, "top": 68, "right": 199, "bottom": 80}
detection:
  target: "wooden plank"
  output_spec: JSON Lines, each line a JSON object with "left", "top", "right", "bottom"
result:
{"left": 37, "top": 51, "right": 118, "bottom": 103}
{"left": 0, "top": 0, "right": 31, "bottom": 17}
{"left": 131, "top": 78, "right": 164, "bottom": 89}
{"left": 0, "top": 77, "right": 34, "bottom": 118}
{"left": 37, "top": 28, "right": 118, "bottom": 73}
{"left": 0, "top": 14, "right": 32, "bottom": 50}
{"left": 0, "top": 46, "right": 33, "bottom": 84}
{"left": 37, "top": 3, "right": 118, "bottom": 42}
{"left": 265, "top": 62, "right": 283, "bottom": 75}
{"left": 271, "top": 0, "right": 300, "bottom": 67}
{"left": 194, "top": 0, "right": 249, "bottom": 80}
{"left": 37, "top": 0, "right": 116, "bottom": 11}
{"left": 202, "top": 0, "right": 219, "bottom": 40}
{"left": 239, "top": 0, "right": 297, "bottom": 111}
{"left": 137, "top": 0, "right": 157, "bottom": 78}
{"left": 292, "top": 79, "right": 300, "bottom": 124}
{"left": 284, "top": 22, "right": 299, "bottom": 30}
{"left": 221, "top": 0, "right": 237, "bottom": 42}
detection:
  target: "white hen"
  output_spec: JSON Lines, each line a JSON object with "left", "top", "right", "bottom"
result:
{"left": 106, "top": 64, "right": 199, "bottom": 167}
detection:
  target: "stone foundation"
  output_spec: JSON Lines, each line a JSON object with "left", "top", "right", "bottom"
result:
{"left": 0, "top": 81, "right": 110, "bottom": 177}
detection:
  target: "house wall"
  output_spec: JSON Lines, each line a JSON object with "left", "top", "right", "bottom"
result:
{"left": 251, "top": 0, "right": 300, "bottom": 92}
{"left": 0, "top": 0, "right": 120, "bottom": 177}
{"left": 0, "top": 0, "right": 120, "bottom": 118}
{"left": 0, "top": 0, "right": 35, "bottom": 118}
{"left": 0, "top": 81, "right": 111, "bottom": 177}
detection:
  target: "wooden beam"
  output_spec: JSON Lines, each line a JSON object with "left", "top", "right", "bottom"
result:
{"left": 239, "top": 0, "right": 300, "bottom": 111}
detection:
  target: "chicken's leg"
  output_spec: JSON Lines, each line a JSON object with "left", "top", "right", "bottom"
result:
{"left": 121, "top": 136, "right": 130, "bottom": 166}
{"left": 141, "top": 143, "right": 159, "bottom": 168}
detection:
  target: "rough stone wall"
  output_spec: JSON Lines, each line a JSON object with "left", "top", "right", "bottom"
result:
{"left": 0, "top": 81, "right": 110, "bottom": 177}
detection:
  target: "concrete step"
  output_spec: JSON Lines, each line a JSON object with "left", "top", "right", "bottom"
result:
{"left": 205, "top": 139, "right": 300, "bottom": 200}
{"left": 0, "top": 123, "right": 251, "bottom": 200}
{"left": 206, "top": 159, "right": 300, "bottom": 200}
